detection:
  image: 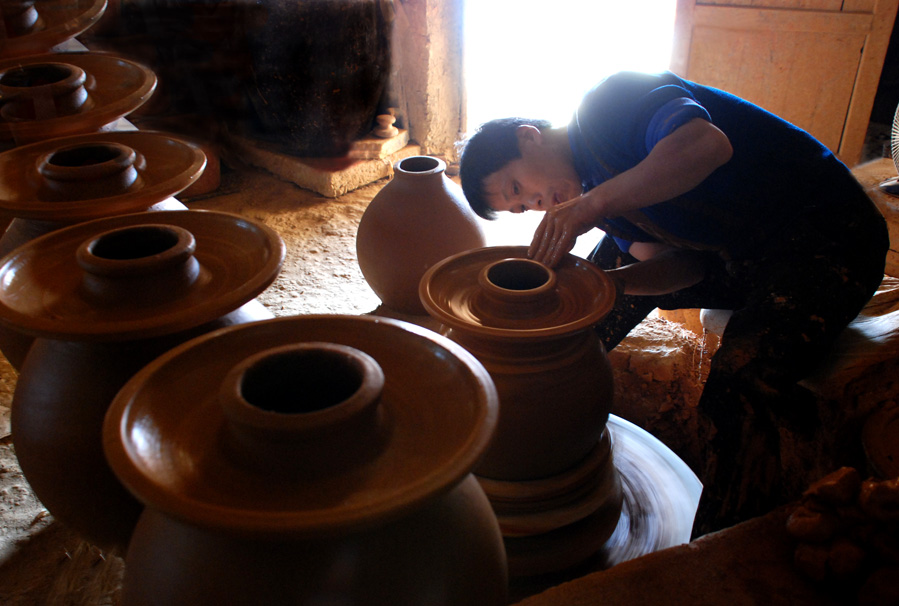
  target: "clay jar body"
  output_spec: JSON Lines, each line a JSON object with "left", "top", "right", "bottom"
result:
{"left": 420, "top": 247, "right": 622, "bottom": 575}
{"left": 104, "top": 315, "right": 507, "bottom": 605}
{"left": 0, "top": 210, "right": 285, "bottom": 552}
{"left": 356, "top": 156, "right": 486, "bottom": 316}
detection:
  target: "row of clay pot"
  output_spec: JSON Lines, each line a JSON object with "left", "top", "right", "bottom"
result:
{"left": 0, "top": 11, "right": 512, "bottom": 603}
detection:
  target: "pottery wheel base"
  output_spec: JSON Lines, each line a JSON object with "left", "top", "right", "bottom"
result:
{"left": 508, "top": 415, "right": 702, "bottom": 602}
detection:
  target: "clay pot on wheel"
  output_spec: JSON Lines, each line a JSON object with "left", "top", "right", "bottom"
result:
{"left": 420, "top": 246, "right": 622, "bottom": 576}
{"left": 0, "top": 210, "right": 284, "bottom": 552}
{"left": 104, "top": 315, "right": 508, "bottom": 605}
{"left": 356, "top": 156, "right": 486, "bottom": 316}
{"left": 0, "top": 130, "right": 206, "bottom": 368}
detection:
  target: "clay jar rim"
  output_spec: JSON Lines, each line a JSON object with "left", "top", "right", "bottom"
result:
{"left": 0, "top": 130, "right": 206, "bottom": 221}
{"left": 394, "top": 154, "right": 446, "bottom": 177}
{"left": 474, "top": 258, "right": 560, "bottom": 322}
{"left": 419, "top": 245, "right": 617, "bottom": 340}
{"left": 0, "top": 0, "right": 104, "bottom": 57}
{"left": 75, "top": 223, "right": 196, "bottom": 279}
{"left": 35, "top": 141, "right": 143, "bottom": 200}
{"left": 102, "top": 314, "right": 500, "bottom": 538}
{"left": 221, "top": 341, "right": 385, "bottom": 439}
{"left": 0, "top": 209, "right": 285, "bottom": 341}
{"left": 0, "top": 62, "right": 91, "bottom": 122}
{"left": 0, "top": 51, "right": 157, "bottom": 142}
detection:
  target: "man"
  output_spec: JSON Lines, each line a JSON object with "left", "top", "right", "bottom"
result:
{"left": 458, "top": 71, "right": 889, "bottom": 535}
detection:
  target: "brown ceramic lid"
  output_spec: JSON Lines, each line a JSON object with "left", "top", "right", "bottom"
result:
{"left": 0, "top": 210, "right": 284, "bottom": 341}
{"left": 103, "top": 314, "right": 499, "bottom": 537}
{"left": 0, "top": 0, "right": 106, "bottom": 57}
{"left": 419, "top": 246, "right": 616, "bottom": 340}
{"left": 0, "top": 52, "right": 156, "bottom": 142}
{"left": 0, "top": 130, "right": 205, "bottom": 221}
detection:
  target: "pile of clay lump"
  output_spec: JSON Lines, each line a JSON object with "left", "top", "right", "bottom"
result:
{"left": 786, "top": 467, "right": 899, "bottom": 606}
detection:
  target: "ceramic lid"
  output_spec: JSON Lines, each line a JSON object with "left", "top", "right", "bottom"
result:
{"left": 0, "top": 0, "right": 106, "bottom": 57}
{"left": 103, "top": 314, "right": 499, "bottom": 537}
{"left": 0, "top": 51, "right": 156, "bottom": 142}
{"left": 419, "top": 246, "right": 616, "bottom": 340}
{"left": 0, "top": 130, "right": 205, "bottom": 221}
{"left": 0, "top": 210, "right": 284, "bottom": 341}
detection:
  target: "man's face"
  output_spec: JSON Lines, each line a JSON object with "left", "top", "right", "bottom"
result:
{"left": 483, "top": 129, "right": 582, "bottom": 214}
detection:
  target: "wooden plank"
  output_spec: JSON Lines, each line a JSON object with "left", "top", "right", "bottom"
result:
{"left": 699, "top": 0, "right": 843, "bottom": 9}
{"left": 842, "top": 0, "right": 877, "bottom": 12}
{"left": 671, "top": 0, "right": 699, "bottom": 76}
{"left": 838, "top": 0, "right": 899, "bottom": 165}
{"left": 694, "top": 5, "right": 873, "bottom": 32}
{"left": 687, "top": 26, "right": 864, "bottom": 150}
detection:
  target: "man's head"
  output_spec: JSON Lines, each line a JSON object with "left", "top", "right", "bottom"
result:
{"left": 459, "top": 118, "right": 582, "bottom": 220}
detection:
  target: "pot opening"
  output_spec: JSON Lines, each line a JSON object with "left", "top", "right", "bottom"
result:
{"left": 88, "top": 225, "right": 181, "bottom": 261}
{"left": 0, "top": 63, "right": 72, "bottom": 88}
{"left": 240, "top": 349, "right": 365, "bottom": 414}
{"left": 48, "top": 144, "right": 124, "bottom": 168}
{"left": 486, "top": 259, "right": 551, "bottom": 291}
{"left": 398, "top": 156, "right": 440, "bottom": 173}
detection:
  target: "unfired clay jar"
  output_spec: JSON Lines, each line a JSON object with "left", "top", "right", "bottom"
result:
{"left": 0, "top": 0, "right": 106, "bottom": 58}
{"left": 356, "top": 155, "right": 486, "bottom": 316}
{"left": 0, "top": 210, "right": 284, "bottom": 551}
{"left": 104, "top": 315, "right": 508, "bottom": 605}
{"left": 419, "top": 246, "right": 623, "bottom": 576}
{"left": 0, "top": 51, "right": 156, "bottom": 144}
{"left": 0, "top": 130, "right": 206, "bottom": 368}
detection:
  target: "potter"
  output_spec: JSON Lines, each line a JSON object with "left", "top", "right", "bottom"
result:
{"left": 458, "top": 70, "right": 889, "bottom": 536}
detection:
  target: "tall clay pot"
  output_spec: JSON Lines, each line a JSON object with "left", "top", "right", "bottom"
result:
{"left": 356, "top": 156, "right": 486, "bottom": 316}
{"left": 103, "top": 315, "right": 508, "bottom": 605}
{"left": 0, "top": 130, "right": 206, "bottom": 368}
{"left": 0, "top": 210, "right": 284, "bottom": 552}
{"left": 419, "top": 246, "right": 622, "bottom": 576}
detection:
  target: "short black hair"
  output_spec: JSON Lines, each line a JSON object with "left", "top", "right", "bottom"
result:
{"left": 458, "top": 117, "right": 552, "bottom": 220}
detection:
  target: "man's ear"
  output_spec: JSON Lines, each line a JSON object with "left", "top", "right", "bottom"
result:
{"left": 515, "top": 124, "right": 543, "bottom": 151}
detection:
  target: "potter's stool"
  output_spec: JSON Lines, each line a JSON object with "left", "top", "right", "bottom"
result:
{"left": 698, "top": 276, "right": 899, "bottom": 484}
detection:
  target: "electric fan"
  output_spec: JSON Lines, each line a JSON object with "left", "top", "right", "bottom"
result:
{"left": 879, "top": 101, "right": 899, "bottom": 196}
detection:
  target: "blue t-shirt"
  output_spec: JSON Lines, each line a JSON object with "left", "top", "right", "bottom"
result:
{"left": 568, "top": 71, "right": 867, "bottom": 259}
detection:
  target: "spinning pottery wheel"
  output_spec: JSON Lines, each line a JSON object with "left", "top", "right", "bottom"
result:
{"left": 0, "top": 51, "right": 156, "bottom": 144}
{"left": 0, "top": 0, "right": 106, "bottom": 58}
{"left": 420, "top": 246, "right": 701, "bottom": 582}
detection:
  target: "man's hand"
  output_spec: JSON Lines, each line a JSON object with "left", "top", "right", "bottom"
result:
{"left": 528, "top": 194, "right": 601, "bottom": 267}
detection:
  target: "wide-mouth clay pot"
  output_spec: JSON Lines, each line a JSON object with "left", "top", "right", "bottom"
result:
{"left": 0, "top": 130, "right": 205, "bottom": 222}
{"left": 103, "top": 315, "right": 508, "bottom": 605}
{"left": 104, "top": 315, "right": 499, "bottom": 536}
{"left": 0, "top": 51, "right": 156, "bottom": 144}
{"left": 0, "top": 209, "right": 284, "bottom": 341}
{"left": 420, "top": 246, "right": 616, "bottom": 341}
{"left": 0, "top": 0, "right": 106, "bottom": 58}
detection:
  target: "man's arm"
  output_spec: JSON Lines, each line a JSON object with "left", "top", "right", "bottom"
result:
{"left": 607, "top": 248, "right": 712, "bottom": 296}
{"left": 528, "top": 118, "right": 733, "bottom": 267}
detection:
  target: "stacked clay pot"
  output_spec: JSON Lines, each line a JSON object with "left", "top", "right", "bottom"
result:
{"left": 0, "top": 209, "right": 285, "bottom": 552}
{"left": 0, "top": 130, "right": 206, "bottom": 368}
{"left": 0, "top": 0, "right": 106, "bottom": 58}
{"left": 103, "top": 314, "right": 508, "bottom": 605}
{"left": 356, "top": 155, "right": 486, "bottom": 317}
{"left": 0, "top": 51, "right": 156, "bottom": 146}
{"left": 420, "top": 246, "right": 622, "bottom": 577}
